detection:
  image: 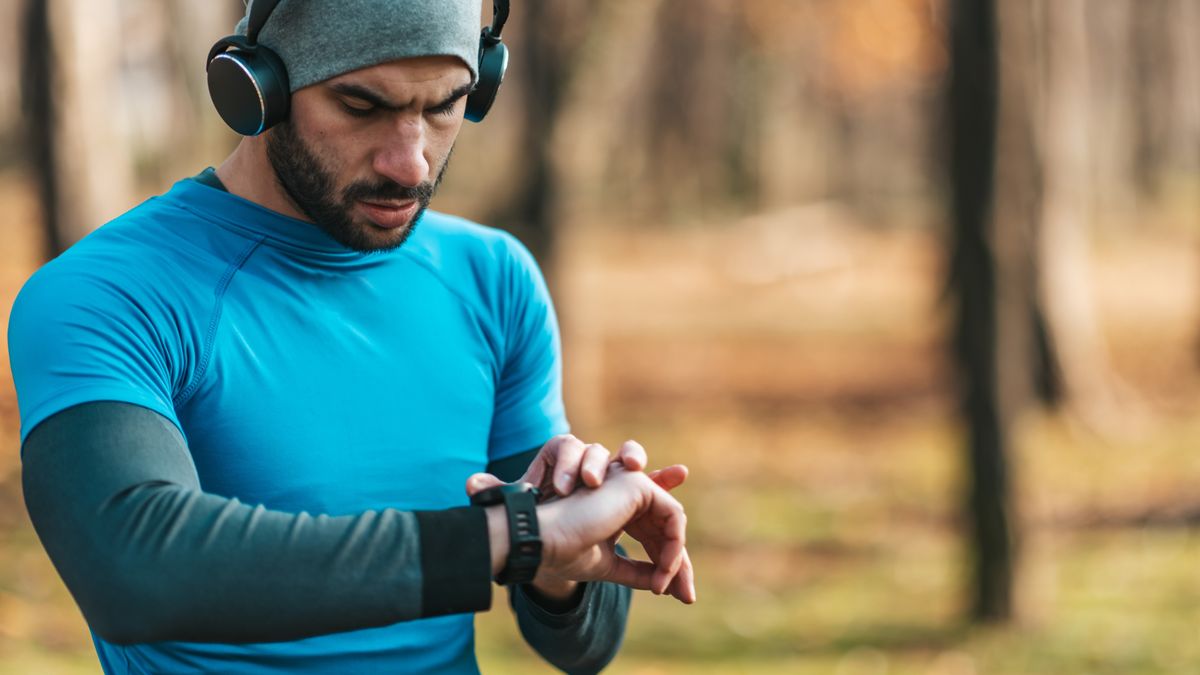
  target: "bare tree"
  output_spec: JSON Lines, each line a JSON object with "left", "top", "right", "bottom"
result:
{"left": 1129, "top": 0, "right": 1176, "bottom": 201}
{"left": 20, "top": 0, "right": 60, "bottom": 258}
{"left": 489, "top": 0, "right": 596, "bottom": 266}
{"left": 617, "top": 0, "right": 759, "bottom": 218}
{"left": 50, "top": 0, "right": 137, "bottom": 246}
{"left": 22, "top": 0, "right": 137, "bottom": 255}
{"left": 155, "top": 1, "right": 243, "bottom": 181}
{"left": 21, "top": 0, "right": 242, "bottom": 258}
{"left": 947, "top": 0, "right": 1015, "bottom": 622}
{"left": 1038, "top": 0, "right": 1125, "bottom": 430}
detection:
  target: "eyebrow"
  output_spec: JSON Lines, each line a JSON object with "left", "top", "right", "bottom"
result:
{"left": 329, "top": 81, "right": 474, "bottom": 112}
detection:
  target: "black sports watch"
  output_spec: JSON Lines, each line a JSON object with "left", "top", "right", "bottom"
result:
{"left": 470, "top": 482, "right": 542, "bottom": 585}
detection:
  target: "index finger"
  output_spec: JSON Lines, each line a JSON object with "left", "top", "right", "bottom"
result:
{"left": 522, "top": 434, "right": 582, "bottom": 492}
{"left": 618, "top": 440, "right": 648, "bottom": 472}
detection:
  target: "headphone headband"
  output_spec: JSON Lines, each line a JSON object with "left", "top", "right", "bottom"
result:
{"left": 245, "top": 0, "right": 283, "bottom": 45}
{"left": 488, "top": 0, "right": 509, "bottom": 41}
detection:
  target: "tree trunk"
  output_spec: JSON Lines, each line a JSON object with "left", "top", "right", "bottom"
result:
{"left": 1038, "top": 0, "right": 1126, "bottom": 430}
{"left": 22, "top": 0, "right": 137, "bottom": 256}
{"left": 1129, "top": 0, "right": 1174, "bottom": 201}
{"left": 1171, "top": 0, "right": 1200, "bottom": 177}
{"left": 158, "top": 0, "right": 243, "bottom": 181}
{"left": 20, "top": 0, "right": 61, "bottom": 259}
{"left": 491, "top": 0, "right": 594, "bottom": 267}
{"left": 947, "top": 0, "right": 1015, "bottom": 623}
{"left": 638, "top": 0, "right": 754, "bottom": 218}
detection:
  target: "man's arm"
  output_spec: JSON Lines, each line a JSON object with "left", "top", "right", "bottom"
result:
{"left": 24, "top": 403, "right": 691, "bottom": 649}
{"left": 488, "top": 447, "right": 631, "bottom": 674}
{"left": 23, "top": 401, "right": 498, "bottom": 644}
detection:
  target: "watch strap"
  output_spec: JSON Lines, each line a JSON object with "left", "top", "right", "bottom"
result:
{"left": 496, "top": 490, "right": 541, "bottom": 585}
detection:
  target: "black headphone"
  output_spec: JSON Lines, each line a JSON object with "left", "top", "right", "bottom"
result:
{"left": 207, "top": 0, "right": 510, "bottom": 136}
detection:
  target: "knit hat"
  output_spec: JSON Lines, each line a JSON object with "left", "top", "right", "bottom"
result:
{"left": 236, "top": 0, "right": 481, "bottom": 92}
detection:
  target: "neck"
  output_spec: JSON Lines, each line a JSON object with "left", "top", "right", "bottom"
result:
{"left": 215, "top": 137, "right": 309, "bottom": 222}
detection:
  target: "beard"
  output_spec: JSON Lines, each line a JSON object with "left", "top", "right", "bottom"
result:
{"left": 264, "top": 119, "right": 450, "bottom": 252}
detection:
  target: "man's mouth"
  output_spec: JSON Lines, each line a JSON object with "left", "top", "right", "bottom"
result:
{"left": 357, "top": 199, "right": 419, "bottom": 230}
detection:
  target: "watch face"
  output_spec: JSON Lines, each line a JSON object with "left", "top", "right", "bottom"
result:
{"left": 471, "top": 487, "right": 503, "bottom": 506}
{"left": 470, "top": 482, "right": 538, "bottom": 506}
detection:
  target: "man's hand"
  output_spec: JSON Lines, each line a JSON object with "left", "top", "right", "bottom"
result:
{"left": 468, "top": 435, "right": 648, "bottom": 499}
{"left": 469, "top": 437, "right": 693, "bottom": 603}
{"left": 484, "top": 464, "right": 696, "bottom": 604}
{"left": 539, "top": 465, "right": 695, "bottom": 604}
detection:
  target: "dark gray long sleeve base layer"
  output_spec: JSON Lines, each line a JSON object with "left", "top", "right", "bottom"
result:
{"left": 21, "top": 402, "right": 629, "bottom": 673}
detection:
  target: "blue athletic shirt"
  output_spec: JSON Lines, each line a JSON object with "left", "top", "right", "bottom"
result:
{"left": 8, "top": 176, "right": 570, "bottom": 673}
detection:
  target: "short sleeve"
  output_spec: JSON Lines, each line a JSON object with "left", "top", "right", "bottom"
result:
{"left": 8, "top": 265, "right": 182, "bottom": 445}
{"left": 486, "top": 236, "right": 570, "bottom": 460}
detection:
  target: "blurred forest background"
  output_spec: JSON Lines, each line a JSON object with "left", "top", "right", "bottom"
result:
{"left": 2, "top": 0, "right": 1200, "bottom": 673}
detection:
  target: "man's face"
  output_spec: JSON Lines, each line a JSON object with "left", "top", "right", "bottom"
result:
{"left": 265, "top": 56, "right": 472, "bottom": 252}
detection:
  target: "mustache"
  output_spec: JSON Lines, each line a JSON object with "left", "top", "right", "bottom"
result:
{"left": 342, "top": 180, "right": 434, "bottom": 204}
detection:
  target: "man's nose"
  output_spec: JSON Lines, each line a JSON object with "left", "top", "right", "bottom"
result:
{"left": 371, "top": 122, "right": 429, "bottom": 188}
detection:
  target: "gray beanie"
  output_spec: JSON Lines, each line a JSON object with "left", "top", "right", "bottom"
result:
{"left": 237, "top": 0, "right": 481, "bottom": 92}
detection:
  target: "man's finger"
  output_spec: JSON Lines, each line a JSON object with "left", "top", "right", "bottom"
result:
{"left": 601, "top": 553, "right": 659, "bottom": 593}
{"left": 579, "top": 443, "right": 612, "bottom": 488}
{"left": 648, "top": 464, "right": 689, "bottom": 492}
{"left": 465, "top": 473, "right": 505, "bottom": 497}
{"left": 623, "top": 484, "right": 687, "bottom": 595}
{"left": 520, "top": 434, "right": 574, "bottom": 488}
{"left": 650, "top": 509, "right": 687, "bottom": 595}
{"left": 650, "top": 538, "right": 694, "bottom": 603}
{"left": 617, "top": 532, "right": 694, "bottom": 605}
{"left": 618, "top": 440, "right": 648, "bottom": 472}
{"left": 551, "top": 437, "right": 588, "bottom": 496}
{"left": 668, "top": 548, "right": 697, "bottom": 604}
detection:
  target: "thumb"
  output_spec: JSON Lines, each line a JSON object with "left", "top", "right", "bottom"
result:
{"left": 465, "top": 473, "right": 506, "bottom": 497}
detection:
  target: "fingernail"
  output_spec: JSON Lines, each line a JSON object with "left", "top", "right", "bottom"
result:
{"left": 556, "top": 473, "right": 571, "bottom": 493}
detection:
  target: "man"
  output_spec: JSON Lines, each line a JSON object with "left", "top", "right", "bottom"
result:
{"left": 6, "top": 1, "right": 694, "bottom": 673}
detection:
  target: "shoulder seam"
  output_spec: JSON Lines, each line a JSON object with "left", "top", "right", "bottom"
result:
{"left": 172, "top": 236, "right": 265, "bottom": 407}
{"left": 399, "top": 248, "right": 504, "bottom": 382}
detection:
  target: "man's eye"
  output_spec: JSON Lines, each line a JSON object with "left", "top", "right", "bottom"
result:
{"left": 425, "top": 101, "right": 458, "bottom": 117}
{"left": 340, "top": 100, "right": 375, "bottom": 117}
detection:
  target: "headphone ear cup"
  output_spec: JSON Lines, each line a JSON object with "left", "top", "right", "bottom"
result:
{"left": 207, "top": 45, "right": 291, "bottom": 136}
{"left": 465, "top": 40, "right": 508, "bottom": 123}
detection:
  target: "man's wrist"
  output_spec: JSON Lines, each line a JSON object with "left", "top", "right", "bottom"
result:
{"left": 525, "top": 501, "right": 581, "bottom": 604}
{"left": 522, "top": 579, "right": 586, "bottom": 613}
{"left": 488, "top": 504, "right": 566, "bottom": 583}
{"left": 533, "top": 500, "right": 561, "bottom": 569}
{"left": 479, "top": 485, "right": 543, "bottom": 584}
{"left": 488, "top": 499, "right": 566, "bottom": 584}
{"left": 529, "top": 576, "right": 579, "bottom": 602}
{"left": 485, "top": 505, "right": 509, "bottom": 575}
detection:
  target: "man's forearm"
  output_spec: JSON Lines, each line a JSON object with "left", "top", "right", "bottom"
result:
{"left": 22, "top": 402, "right": 494, "bottom": 644}
{"left": 510, "top": 579, "right": 631, "bottom": 674}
